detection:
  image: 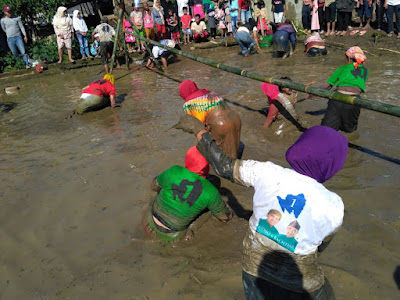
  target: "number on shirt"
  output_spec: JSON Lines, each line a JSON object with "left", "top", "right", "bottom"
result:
{"left": 172, "top": 180, "right": 203, "bottom": 207}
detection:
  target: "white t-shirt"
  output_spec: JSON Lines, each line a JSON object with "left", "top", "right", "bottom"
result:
{"left": 191, "top": 21, "right": 207, "bottom": 33}
{"left": 237, "top": 26, "right": 257, "bottom": 34}
{"left": 388, "top": 0, "right": 400, "bottom": 5}
{"left": 177, "top": 0, "right": 189, "bottom": 17}
{"left": 239, "top": 160, "right": 344, "bottom": 255}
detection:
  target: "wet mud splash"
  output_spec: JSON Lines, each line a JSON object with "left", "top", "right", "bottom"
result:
{"left": 0, "top": 46, "right": 399, "bottom": 299}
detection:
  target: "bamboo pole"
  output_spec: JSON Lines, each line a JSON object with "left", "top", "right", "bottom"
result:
{"left": 124, "top": 31, "right": 400, "bottom": 118}
{"left": 109, "top": 2, "right": 124, "bottom": 74}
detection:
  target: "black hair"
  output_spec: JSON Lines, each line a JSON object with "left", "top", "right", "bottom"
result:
{"left": 195, "top": 14, "right": 200, "bottom": 18}
{"left": 219, "top": 1, "right": 224, "bottom": 9}
{"left": 279, "top": 77, "right": 292, "bottom": 92}
{"left": 183, "top": 6, "right": 188, "bottom": 10}
{"left": 257, "top": 0, "right": 265, "bottom": 9}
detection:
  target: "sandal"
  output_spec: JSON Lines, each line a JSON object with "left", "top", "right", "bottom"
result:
{"left": 350, "top": 30, "right": 359, "bottom": 36}
{"left": 359, "top": 30, "right": 367, "bottom": 36}
{"left": 387, "top": 32, "right": 393, "bottom": 37}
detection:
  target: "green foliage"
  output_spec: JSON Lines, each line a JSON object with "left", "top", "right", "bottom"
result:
{"left": 0, "top": 0, "right": 63, "bottom": 24}
{"left": 28, "top": 36, "right": 59, "bottom": 61}
{"left": 0, "top": 50, "right": 26, "bottom": 72}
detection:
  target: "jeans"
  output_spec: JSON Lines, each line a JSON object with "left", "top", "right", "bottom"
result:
{"left": 76, "top": 33, "right": 90, "bottom": 57}
{"left": 231, "top": 16, "right": 238, "bottom": 35}
{"left": 7, "top": 35, "right": 29, "bottom": 66}
{"left": 236, "top": 31, "right": 254, "bottom": 55}
{"left": 302, "top": 5, "right": 312, "bottom": 30}
{"left": 241, "top": 9, "right": 250, "bottom": 23}
{"left": 387, "top": 4, "right": 400, "bottom": 33}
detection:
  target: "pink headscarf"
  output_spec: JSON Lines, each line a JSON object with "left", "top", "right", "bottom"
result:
{"left": 346, "top": 46, "right": 366, "bottom": 69}
{"left": 179, "top": 80, "right": 210, "bottom": 102}
{"left": 261, "top": 82, "right": 280, "bottom": 104}
{"left": 185, "top": 146, "right": 210, "bottom": 178}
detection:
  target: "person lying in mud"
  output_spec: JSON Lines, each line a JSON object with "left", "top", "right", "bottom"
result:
{"left": 143, "top": 146, "right": 232, "bottom": 242}
{"left": 178, "top": 80, "right": 242, "bottom": 158}
{"left": 175, "top": 116, "right": 347, "bottom": 299}
{"left": 146, "top": 39, "right": 177, "bottom": 68}
{"left": 261, "top": 77, "right": 298, "bottom": 128}
{"left": 320, "top": 46, "right": 368, "bottom": 133}
{"left": 272, "top": 19, "right": 296, "bottom": 59}
{"left": 76, "top": 74, "right": 118, "bottom": 114}
{"left": 304, "top": 32, "right": 327, "bottom": 57}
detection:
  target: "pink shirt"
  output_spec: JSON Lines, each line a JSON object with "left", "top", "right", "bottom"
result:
{"left": 143, "top": 11, "right": 153, "bottom": 28}
{"left": 181, "top": 14, "right": 191, "bottom": 29}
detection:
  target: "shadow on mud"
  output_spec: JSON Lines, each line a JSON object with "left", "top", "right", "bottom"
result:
{"left": 220, "top": 187, "right": 252, "bottom": 221}
{"left": 0, "top": 102, "right": 16, "bottom": 115}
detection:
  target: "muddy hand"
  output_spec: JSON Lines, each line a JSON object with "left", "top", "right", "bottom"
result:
{"left": 173, "top": 114, "right": 205, "bottom": 135}
{"left": 112, "top": 103, "right": 121, "bottom": 109}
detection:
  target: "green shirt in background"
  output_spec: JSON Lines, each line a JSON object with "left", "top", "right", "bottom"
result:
{"left": 153, "top": 165, "right": 229, "bottom": 231}
{"left": 327, "top": 63, "right": 369, "bottom": 92}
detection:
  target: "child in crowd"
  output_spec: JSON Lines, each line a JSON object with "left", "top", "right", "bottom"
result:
{"left": 207, "top": 0, "right": 218, "bottom": 39}
{"left": 124, "top": 17, "right": 136, "bottom": 53}
{"left": 272, "top": 0, "right": 286, "bottom": 23}
{"left": 181, "top": 7, "right": 192, "bottom": 44}
{"left": 153, "top": 0, "right": 166, "bottom": 40}
{"left": 90, "top": 33, "right": 101, "bottom": 57}
{"left": 216, "top": 2, "right": 227, "bottom": 39}
{"left": 224, "top": 1, "right": 233, "bottom": 36}
{"left": 143, "top": 2, "right": 154, "bottom": 40}
{"left": 131, "top": 3, "right": 146, "bottom": 52}
{"left": 167, "top": 9, "right": 181, "bottom": 44}
{"left": 324, "top": 0, "right": 336, "bottom": 36}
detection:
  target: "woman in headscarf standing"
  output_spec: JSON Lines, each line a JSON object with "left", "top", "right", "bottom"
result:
{"left": 178, "top": 80, "right": 242, "bottom": 158}
{"left": 53, "top": 7, "right": 75, "bottom": 64}
{"left": 321, "top": 46, "right": 368, "bottom": 133}
{"left": 174, "top": 116, "right": 348, "bottom": 299}
{"left": 73, "top": 10, "right": 92, "bottom": 60}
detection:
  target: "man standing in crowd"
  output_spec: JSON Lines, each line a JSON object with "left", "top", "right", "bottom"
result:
{"left": 92, "top": 16, "right": 116, "bottom": 73}
{"left": 1, "top": 6, "right": 30, "bottom": 68}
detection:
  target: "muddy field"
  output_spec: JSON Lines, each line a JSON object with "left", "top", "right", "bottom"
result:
{"left": 0, "top": 42, "right": 399, "bottom": 300}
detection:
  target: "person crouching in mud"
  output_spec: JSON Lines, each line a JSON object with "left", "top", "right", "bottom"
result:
{"left": 178, "top": 80, "right": 242, "bottom": 158}
{"left": 175, "top": 115, "right": 348, "bottom": 299}
{"left": 272, "top": 19, "right": 296, "bottom": 59}
{"left": 142, "top": 146, "right": 232, "bottom": 242}
{"left": 146, "top": 39, "right": 177, "bottom": 68}
{"left": 77, "top": 74, "right": 118, "bottom": 114}
{"left": 305, "top": 32, "right": 327, "bottom": 57}
{"left": 235, "top": 18, "right": 261, "bottom": 56}
{"left": 320, "top": 46, "right": 368, "bottom": 133}
{"left": 261, "top": 77, "right": 298, "bottom": 128}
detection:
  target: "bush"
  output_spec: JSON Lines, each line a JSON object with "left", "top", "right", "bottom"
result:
{"left": 28, "top": 36, "right": 59, "bottom": 62}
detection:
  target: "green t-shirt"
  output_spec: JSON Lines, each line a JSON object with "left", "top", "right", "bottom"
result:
{"left": 327, "top": 63, "right": 369, "bottom": 92}
{"left": 153, "top": 165, "right": 228, "bottom": 230}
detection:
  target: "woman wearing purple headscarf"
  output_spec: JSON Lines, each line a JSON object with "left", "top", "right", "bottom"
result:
{"left": 175, "top": 115, "right": 348, "bottom": 299}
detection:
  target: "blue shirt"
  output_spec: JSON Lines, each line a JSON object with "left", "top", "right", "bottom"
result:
{"left": 230, "top": 0, "right": 239, "bottom": 17}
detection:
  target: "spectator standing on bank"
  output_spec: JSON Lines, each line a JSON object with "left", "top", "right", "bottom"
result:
{"left": 239, "top": 0, "right": 251, "bottom": 23}
{"left": 272, "top": 0, "right": 286, "bottom": 23}
{"left": 53, "top": 6, "right": 75, "bottom": 64}
{"left": 1, "top": 6, "right": 30, "bottom": 68}
{"left": 73, "top": 10, "right": 92, "bottom": 59}
{"left": 302, "top": 0, "right": 313, "bottom": 32}
{"left": 385, "top": 0, "right": 400, "bottom": 37}
{"left": 324, "top": 0, "right": 337, "bottom": 35}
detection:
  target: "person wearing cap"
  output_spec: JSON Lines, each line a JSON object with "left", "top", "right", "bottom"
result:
{"left": 90, "top": 33, "right": 101, "bottom": 57}
{"left": 1, "top": 6, "right": 30, "bottom": 68}
{"left": 143, "top": 146, "right": 232, "bottom": 242}
{"left": 178, "top": 80, "right": 242, "bottom": 158}
{"left": 146, "top": 39, "right": 176, "bottom": 68}
{"left": 53, "top": 6, "right": 75, "bottom": 64}
{"left": 77, "top": 74, "right": 118, "bottom": 114}
{"left": 320, "top": 46, "right": 369, "bottom": 133}
{"left": 92, "top": 16, "right": 116, "bottom": 73}
{"left": 175, "top": 115, "right": 348, "bottom": 298}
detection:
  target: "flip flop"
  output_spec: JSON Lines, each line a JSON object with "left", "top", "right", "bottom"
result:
{"left": 350, "top": 30, "right": 359, "bottom": 36}
{"left": 359, "top": 30, "right": 367, "bottom": 36}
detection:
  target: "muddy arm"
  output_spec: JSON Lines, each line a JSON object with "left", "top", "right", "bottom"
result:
{"left": 151, "top": 176, "right": 161, "bottom": 193}
{"left": 276, "top": 94, "right": 298, "bottom": 120}
{"left": 318, "top": 233, "right": 335, "bottom": 253}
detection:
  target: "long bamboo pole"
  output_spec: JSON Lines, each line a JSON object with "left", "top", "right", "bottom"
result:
{"left": 109, "top": 2, "right": 124, "bottom": 74}
{"left": 124, "top": 31, "right": 400, "bottom": 118}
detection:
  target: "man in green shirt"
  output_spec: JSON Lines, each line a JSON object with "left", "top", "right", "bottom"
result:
{"left": 321, "top": 46, "right": 369, "bottom": 133}
{"left": 143, "top": 146, "right": 232, "bottom": 242}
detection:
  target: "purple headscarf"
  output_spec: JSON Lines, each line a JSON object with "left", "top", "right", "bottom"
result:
{"left": 286, "top": 126, "right": 348, "bottom": 183}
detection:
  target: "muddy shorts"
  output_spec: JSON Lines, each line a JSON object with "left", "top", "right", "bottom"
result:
{"left": 100, "top": 41, "right": 113, "bottom": 64}
{"left": 242, "top": 271, "right": 335, "bottom": 300}
{"left": 321, "top": 99, "right": 361, "bottom": 133}
{"left": 142, "top": 202, "right": 187, "bottom": 243}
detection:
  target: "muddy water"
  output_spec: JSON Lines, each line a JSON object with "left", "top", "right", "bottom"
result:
{"left": 0, "top": 46, "right": 399, "bottom": 300}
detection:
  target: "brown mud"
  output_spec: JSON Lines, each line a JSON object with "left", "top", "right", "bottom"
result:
{"left": 0, "top": 41, "right": 399, "bottom": 300}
